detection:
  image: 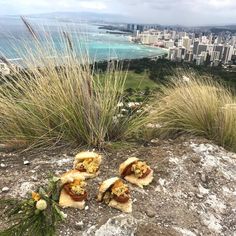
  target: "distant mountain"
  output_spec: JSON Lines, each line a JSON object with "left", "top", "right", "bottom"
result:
{"left": 26, "top": 11, "right": 132, "bottom": 24}
{"left": 214, "top": 25, "right": 236, "bottom": 30}
{"left": 209, "top": 25, "right": 236, "bottom": 34}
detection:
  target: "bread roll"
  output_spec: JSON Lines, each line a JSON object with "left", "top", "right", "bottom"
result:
{"left": 59, "top": 189, "right": 85, "bottom": 209}
{"left": 97, "top": 177, "right": 132, "bottom": 213}
{"left": 60, "top": 170, "right": 85, "bottom": 185}
{"left": 119, "top": 157, "right": 154, "bottom": 188}
{"left": 73, "top": 151, "right": 102, "bottom": 179}
{"left": 124, "top": 170, "right": 154, "bottom": 188}
{"left": 59, "top": 171, "right": 87, "bottom": 209}
{"left": 108, "top": 198, "right": 132, "bottom": 213}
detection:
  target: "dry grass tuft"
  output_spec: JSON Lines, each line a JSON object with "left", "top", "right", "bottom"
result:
{"left": 156, "top": 76, "right": 236, "bottom": 151}
{"left": 0, "top": 23, "right": 151, "bottom": 149}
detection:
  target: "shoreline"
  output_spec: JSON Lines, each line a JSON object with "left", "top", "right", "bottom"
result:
{"left": 126, "top": 35, "right": 169, "bottom": 52}
{"left": 4, "top": 35, "right": 167, "bottom": 64}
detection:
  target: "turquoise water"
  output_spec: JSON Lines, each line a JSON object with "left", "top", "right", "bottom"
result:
{"left": 0, "top": 16, "right": 166, "bottom": 61}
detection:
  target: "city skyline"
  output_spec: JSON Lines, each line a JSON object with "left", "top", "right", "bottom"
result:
{"left": 0, "top": 0, "right": 236, "bottom": 26}
{"left": 130, "top": 27, "right": 236, "bottom": 66}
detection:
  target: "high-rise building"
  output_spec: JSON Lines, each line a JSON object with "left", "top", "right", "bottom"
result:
{"left": 172, "top": 31, "right": 176, "bottom": 40}
{"left": 164, "top": 40, "right": 174, "bottom": 48}
{"left": 168, "top": 47, "right": 177, "bottom": 61}
{"left": 185, "top": 52, "right": 193, "bottom": 62}
{"left": 231, "top": 36, "right": 236, "bottom": 47}
{"left": 211, "top": 51, "right": 221, "bottom": 64}
{"left": 196, "top": 54, "right": 205, "bottom": 65}
{"left": 222, "top": 45, "right": 234, "bottom": 64}
{"left": 201, "top": 36, "right": 208, "bottom": 44}
{"left": 216, "top": 36, "right": 222, "bottom": 44}
{"left": 137, "top": 25, "right": 144, "bottom": 32}
{"left": 209, "top": 34, "right": 213, "bottom": 44}
{"left": 193, "top": 41, "right": 199, "bottom": 55}
{"left": 207, "top": 44, "right": 214, "bottom": 54}
{"left": 182, "top": 36, "right": 191, "bottom": 51}
{"left": 197, "top": 44, "right": 207, "bottom": 55}
{"left": 214, "top": 45, "right": 224, "bottom": 59}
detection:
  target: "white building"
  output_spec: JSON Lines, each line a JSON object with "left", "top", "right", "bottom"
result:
{"left": 211, "top": 51, "right": 221, "bottom": 65}
{"left": 222, "top": 45, "right": 234, "bottom": 64}
{"left": 182, "top": 36, "right": 191, "bottom": 51}
{"left": 196, "top": 53, "right": 206, "bottom": 65}
{"left": 164, "top": 40, "right": 175, "bottom": 48}
{"left": 231, "top": 36, "right": 236, "bottom": 47}
{"left": 201, "top": 36, "right": 208, "bottom": 44}
{"left": 168, "top": 47, "right": 177, "bottom": 61}
{"left": 0, "top": 62, "right": 10, "bottom": 76}
{"left": 139, "top": 30, "right": 160, "bottom": 45}
{"left": 207, "top": 44, "right": 214, "bottom": 54}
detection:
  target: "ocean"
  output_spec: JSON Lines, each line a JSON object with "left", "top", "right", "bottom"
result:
{"left": 0, "top": 16, "right": 166, "bottom": 62}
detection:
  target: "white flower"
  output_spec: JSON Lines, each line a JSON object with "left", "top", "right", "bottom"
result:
{"left": 117, "top": 102, "right": 124, "bottom": 107}
{"left": 36, "top": 199, "right": 47, "bottom": 211}
{"left": 182, "top": 76, "right": 190, "bottom": 82}
{"left": 128, "top": 102, "right": 136, "bottom": 108}
{"left": 112, "top": 116, "right": 119, "bottom": 124}
{"left": 146, "top": 123, "right": 155, "bottom": 128}
{"left": 128, "top": 102, "right": 141, "bottom": 108}
{"left": 59, "top": 211, "right": 67, "bottom": 219}
{"left": 117, "top": 114, "right": 124, "bottom": 118}
{"left": 146, "top": 123, "right": 162, "bottom": 128}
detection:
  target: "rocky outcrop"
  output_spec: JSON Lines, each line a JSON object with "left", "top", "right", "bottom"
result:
{"left": 0, "top": 137, "right": 235, "bottom": 235}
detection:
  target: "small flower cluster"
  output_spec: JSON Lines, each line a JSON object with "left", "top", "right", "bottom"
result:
{"left": 1, "top": 176, "right": 67, "bottom": 235}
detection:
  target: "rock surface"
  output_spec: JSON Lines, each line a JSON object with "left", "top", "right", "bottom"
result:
{"left": 0, "top": 137, "right": 236, "bottom": 235}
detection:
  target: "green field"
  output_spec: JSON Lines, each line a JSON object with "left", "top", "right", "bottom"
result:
{"left": 98, "top": 70, "right": 159, "bottom": 90}
{"left": 125, "top": 71, "right": 159, "bottom": 90}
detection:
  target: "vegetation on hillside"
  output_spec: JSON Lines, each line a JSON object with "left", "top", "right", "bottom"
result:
{"left": 0, "top": 19, "right": 235, "bottom": 152}
{"left": 95, "top": 58, "right": 236, "bottom": 90}
{"left": 0, "top": 21, "right": 152, "bottom": 149}
{"left": 156, "top": 76, "right": 236, "bottom": 152}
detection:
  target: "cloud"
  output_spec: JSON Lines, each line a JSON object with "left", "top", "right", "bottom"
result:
{"left": 0, "top": 0, "right": 236, "bottom": 25}
{"left": 0, "top": 0, "right": 108, "bottom": 13}
{"left": 79, "top": 1, "right": 107, "bottom": 10}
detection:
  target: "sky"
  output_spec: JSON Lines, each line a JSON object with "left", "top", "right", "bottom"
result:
{"left": 0, "top": 0, "right": 236, "bottom": 26}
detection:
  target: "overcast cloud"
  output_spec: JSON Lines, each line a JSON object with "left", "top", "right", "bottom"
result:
{"left": 0, "top": 0, "right": 236, "bottom": 26}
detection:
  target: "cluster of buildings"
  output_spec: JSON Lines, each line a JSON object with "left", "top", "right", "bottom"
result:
{"left": 131, "top": 27, "right": 236, "bottom": 66}
{"left": 0, "top": 60, "right": 11, "bottom": 76}
{"left": 0, "top": 58, "right": 21, "bottom": 76}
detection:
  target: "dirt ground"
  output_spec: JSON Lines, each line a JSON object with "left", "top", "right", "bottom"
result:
{"left": 0, "top": 136, "right": 236, "bottom": 236}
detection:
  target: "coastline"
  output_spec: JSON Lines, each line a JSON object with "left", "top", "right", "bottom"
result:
{"left": 0, "top": 18, "right": 166, "bottom": 63}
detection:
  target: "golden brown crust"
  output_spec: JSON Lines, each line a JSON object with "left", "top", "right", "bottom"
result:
{"left": 97, "top": 178, "right": 132, "bottom": 212}
{"left": 108, "top": 199, "right": 132, "bottom": 213}
{"left": 60, "top": 170, "right": 85, "bottom": 185}
{"left": 59, "top": 189, "right": 85, "bottom": 209}
{"left": 74, "top": 151, "right": 102, "bottom": 166}
{"left": 73, "top": 151, "right": 102, "bottom": 179}
{"left": 124, "top": 169, "right": 154, "bottom": 188}
{"left": 119, "top": 157, "right": 139, "bottom": 176}
{"left": 98, "top": 177, "right": 120, "bottom": 195}
{"left": 74, "top": 151, "right": 101, "bottom": 160}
